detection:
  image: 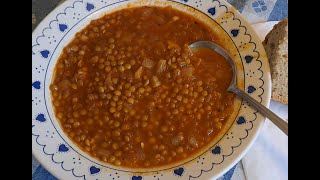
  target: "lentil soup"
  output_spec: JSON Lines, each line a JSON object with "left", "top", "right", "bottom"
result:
{"left": 50, "top": 6, "right": 235, "bottom": 168}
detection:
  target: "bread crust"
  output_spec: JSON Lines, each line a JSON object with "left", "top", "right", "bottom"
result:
{"left": 263, "top": 19, "right": 288, "bottom": 104}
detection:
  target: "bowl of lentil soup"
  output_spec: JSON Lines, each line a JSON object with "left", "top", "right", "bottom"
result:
{"left": 32, "top": 0, "right": 271, "bottom": 179}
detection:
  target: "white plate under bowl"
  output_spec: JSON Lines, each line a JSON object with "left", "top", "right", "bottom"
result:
{"left": 32, "top": 0, "right": 271, "bottom": 179}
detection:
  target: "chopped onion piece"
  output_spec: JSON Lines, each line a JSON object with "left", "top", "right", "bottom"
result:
{"left": 189, "top": 137, "right": 199, "bottom": 148}
{"left": 135, "top": 66, "right": 143, "bottom": 79}
{"left": 172, "top": 134, "right": 184, "bottom": 146}
{"left": 156, "top": 59, "right": 167, "bottom": 74}
{"left": 151, "top": 76, "right": 161, "bottom": 87}
{"left": 142, "top": 58, "right": 155, "bottom": 69}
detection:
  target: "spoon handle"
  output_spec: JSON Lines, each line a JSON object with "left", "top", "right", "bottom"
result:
{"left": 229, "top": 86, "right": 288, "bottom": 135}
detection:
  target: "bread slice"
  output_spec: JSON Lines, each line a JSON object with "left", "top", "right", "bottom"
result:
{"left": 263, "top": 19, "right": 288, "bottom": 104}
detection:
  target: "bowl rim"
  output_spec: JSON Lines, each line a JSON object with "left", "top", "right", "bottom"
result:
{"left": 32, "top": 0, "right": 271, "bottom": 179}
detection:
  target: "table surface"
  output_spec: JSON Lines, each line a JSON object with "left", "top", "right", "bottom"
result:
{"left": 32, "top": 0, "right": 288, "bottom": 179}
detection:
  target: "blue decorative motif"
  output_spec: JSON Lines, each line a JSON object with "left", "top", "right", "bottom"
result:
{"left": 58, "top": 144, "right": 69, "bottom": 152}
{"left": 35, "top": 114, "right": 46, "bottom": 122}
{"left": 32, "top": 81, "right": 41, "bottom": 89}
{"left": 208, "top": 7, "right": 216, "bottom": 16}
{"left": 33, "top": 133, "right": 85, "bottom": 179}
{"left": 245, "top": 55, "right": 253, "bottom": 63}
{"left": 212, "top": 146, "right": 221, "bottom": 154}
{"left": 230, "top": 29, "right": 239, "bottom": 37}
{"left": 86, "top": 3, "right": 95, "bottom": 11}
{"left": 180, "top": 0, "right": 188, "bottom": 2}
{"left": 89, "top": 166, "right": 100, "bottom": 175}
{"left": 252, "top": 0, "right": 267, "bottom": 13}
{"left": 237, "top": 116, "right": 246, "bottom": 125}
{"left": 132, "top": 176, "right": 142, "bottom": 180}
{"left": 40, "top": 50, "right": 50, "bottom": 58}
{"left": 31, "top": 0, "right": 84, "bottom": 55}
{"left": 174, "top": 168, "right": 184, "bottom": 176}
{"left": 59, "top": 24, "right": 68, "bottom": 32}
{"left": 247, "top": 85, "right": 256, "bottom": 93}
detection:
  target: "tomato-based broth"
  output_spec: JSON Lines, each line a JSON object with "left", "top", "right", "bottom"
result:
{"left": 50, "top": 6, "right": 235, "bottom": 168}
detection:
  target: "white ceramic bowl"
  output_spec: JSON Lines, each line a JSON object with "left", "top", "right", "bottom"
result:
{"left": 32, "top": 0, "right": 271, "bottom": 179}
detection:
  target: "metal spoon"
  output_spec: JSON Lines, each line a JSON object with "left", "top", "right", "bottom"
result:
{"left": 189, "top": 41, "right": 288, "bottom": 135}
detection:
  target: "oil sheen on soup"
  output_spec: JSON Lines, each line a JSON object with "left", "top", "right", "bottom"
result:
{"left": 50, "top": 6, "right": 235, "bottom": 168}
